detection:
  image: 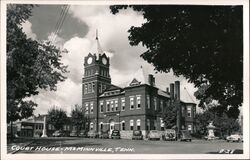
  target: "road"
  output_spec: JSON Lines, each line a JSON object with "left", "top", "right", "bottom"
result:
{"left": 9, "top": 137, "right": 243, "bottom": 154}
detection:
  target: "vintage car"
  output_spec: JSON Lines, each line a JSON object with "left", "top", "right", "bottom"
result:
{"left": 111, "top": 130, "right": 120, "bottom": 139}
{"left": 69, "top": 130, "right": 78, "bottom": 137}
{"left": 148, "top": 130, "right": 161, "bottom": 140}
{"left": 52, "top": 130, "right": 63, "bottom": 137}
{"left": 180, "top": 130, "right": 192, "bottom": 142}
{"left": 88, "top": 130, "right": 99, "bottom": 138}
{"left": 132, "top": 130, "right": 143, "bottom": 140}
{"left": 226, "top": 134, "right": 243, "bottom": 142}
{"left": 99, "top": 130, "right": 109, "bottom": 139}
{"left": 162, "top": 129, "right": 177, "bottom": 141}
{"left": 79, "top": 130, "right": 88, "bottom": 137}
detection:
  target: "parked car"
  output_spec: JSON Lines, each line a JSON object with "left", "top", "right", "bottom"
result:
{"left": 162, "top": 129, "right": 177, "bottom": 141}
{"left": 148, "top": 130, "right": 161, "bottom": 140}
{"left": 132, "top": 130, "right": 143, "bottom": 140}
{"left": 79, "top": 130, "right": 88, "bottom": 137}
{"left": 52, "top": 130, "right": 63, "bottom": 137}
{"left": 180, "top": 130, "right": 192, "bottom": 142}
{"left": 111, "top": 130, "right": 120, "bottom": 139}
{"left": 226, "top": 134, "right": 243, "bottom": 142}
{"left": 70, "top": 130, "right": 78, "bottom": 137}
{"left": 88, "top": 130, "right": 98, "bottom": 138}
{"left": 99, "top": 130, "right": 109, "bottom": 139}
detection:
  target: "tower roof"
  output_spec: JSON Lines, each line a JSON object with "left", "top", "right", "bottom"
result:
{"left": 180, "top": 87, "right": 196, "bottom": 104}
{"left": 96, "top": 29, "right": 104, "bottom": 60}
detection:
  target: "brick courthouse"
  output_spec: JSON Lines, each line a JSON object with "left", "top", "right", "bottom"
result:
{"left": 82, "top": 37, "right": 196, "bottom": 139}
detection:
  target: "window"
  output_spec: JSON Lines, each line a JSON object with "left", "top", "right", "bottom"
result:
{"left": 153, "top": 120, "right": 156, "bottom": 130}
{"left": 160, "top": 100, "right": 163, "bottom": 112}
{"left": 106, "top": 101, "right": 110, "bottom": 112}
{"left": 100, "top": 123, "right": 103, "bottom": 131}
{"left": 63, "top": 125, "right": 67, "bottom": 131}
{"left": 130, "top": 120, "right": 134, "bottom": 130}
{"left": 136, "top": 96, "right": 141, "bottom": 109}
{"left": 130, "top": 97, "right": 134, "bottom": 110}
{"left": 90, "top": 102, "right": 94, "bottom": 114}
{"left": 100, "top": 102, "right": 104, "bottom": 113}
{"left": 121, "top": 98, "right": 125, "bottom": 111}
{"left": 99, "top": 83, "right": 102, "bottom": 93}
{"left": 90, "top": 122, "right": 94, "bottom": 130}
{"left": 187, "top": 107, "right": 192, "bottom": 117}
{"left": 102, "top": 84, "right": 106, "bottom": 91}
{"left": 88, "top": 83, "right": 92, "bottom": 93}
{"left": 121, "top": 121, "right": 125, "bottom": 130}
{"left": 147, "top": 95, "right": 150, "bottom": 109}
{"left": 115, "top": 100, "right": 118, "bottom": 111}
{"left": 136, "top": 119, "right": 141, "bottom": 130}
{"left": 84, "top": 84, "right": 88, "bottom": 94}
{"left": 160, "top": 118, "right": 164, "bottom": 131}
{"left": 188, "top": 124, "right": 192, "bottom": 131}
{"left": 85, "top": 103, "right": 89, "bottom": 114}
{"left": 111, "top": 101, "right": 114, "bottom": 111}
{"left": 48, "top": 124, "right": 52, "bottom": 130}
{"left": 146, "top": 119, "right": 150, "bottom": 130}
{"left": 154, "top": 97, "right": 157, "bottom": 110}
{"left": 92, "top": 82, "right": 95, "bottom": 93}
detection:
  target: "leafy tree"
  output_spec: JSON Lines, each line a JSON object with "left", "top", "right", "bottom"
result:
{"left": 47, "top": 107, "right": 69, "bottom": 130}
{"left": 7, "top": 4, "right": 68, "bottom": 125}
{"left": 110, "top": 5, "right": 243, "bottom": 119}
{"left": 195, "top": 107, "right": 240, "bottom": 137}
{"left": 162, "top": 102, "right": 176, "bottom": 129}
{"left": 71, "top": 104, "right": 88, "bottom": 132}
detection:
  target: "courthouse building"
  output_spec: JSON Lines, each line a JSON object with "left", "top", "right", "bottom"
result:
{"left": 82, "top": 38, "right": 196, "bottom": 138}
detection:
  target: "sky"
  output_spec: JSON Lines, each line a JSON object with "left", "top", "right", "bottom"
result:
{"left": 21, "top": 5, "right": 199, "bottom": 115}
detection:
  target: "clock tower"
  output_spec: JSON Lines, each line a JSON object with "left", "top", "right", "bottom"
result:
{"left": 82, "top": 35, "right": 111, "bottom": 132}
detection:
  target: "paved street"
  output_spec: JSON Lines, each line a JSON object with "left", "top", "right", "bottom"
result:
{"left": 8, "top": 137, "right": 243, "bottom": 154}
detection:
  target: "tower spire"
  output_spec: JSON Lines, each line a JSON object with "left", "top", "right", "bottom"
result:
{"left": 95, "top": 29, "right": 103, "bottom": 60}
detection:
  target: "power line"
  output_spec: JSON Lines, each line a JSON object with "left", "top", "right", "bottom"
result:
{"left": 51, "top": 5, "right": 70, "bottom": 44}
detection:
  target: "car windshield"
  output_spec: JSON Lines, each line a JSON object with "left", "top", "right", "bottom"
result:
{"left": 151, "top": 130, "right": 157, "bottom": 133}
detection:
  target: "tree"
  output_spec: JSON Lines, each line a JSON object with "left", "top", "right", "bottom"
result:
{"left": 7, "top": 4, "right": 68, "bottom": 125}
{"left": 162, "top": 102, "right": 176, "bottom": 129}
{"left": 195, "top": 107, "right": 240, "bottom": 137}
{"left": 110, "top": 5, "right": 243, "bottom": 118}
{"left": 71, "top": 104, "right": 88, "bottom": 132}
{"left": 47, "top": 107, "right": 69, "bottom": 130}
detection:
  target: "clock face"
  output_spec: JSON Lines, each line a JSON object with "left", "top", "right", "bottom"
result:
{"left": 102, "top": 57, "right": 107, "bottom": 65}
{"left": 87, "top": 57, "right": 93, "bottom": 64}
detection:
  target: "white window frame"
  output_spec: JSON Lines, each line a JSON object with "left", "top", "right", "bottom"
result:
{"left": 111, "top": 101, "right": 114, "bottom": 111}
{"left": 154, "top": 97, "right": 157, "bottom": 110}
{"left": 115, "top": 100, "right": 118, "bottom": 111}
{"left": 187, "top": 106, "right": 192, "bottom": 117}
{"left": 100, "top": 101, "right": 104, "bottom": 113}
{"left": 92, "top": 82, "right": 95, "bottom": 93}
{"left": 121, "top": 98, "right": 125, "bottom": 111}
{"left": 121, "top": 121, "right": 125, "bottom": 131}
{"left": 188, "top": 124, "right": 192, "bottom": 131}
{"left": 136, "top": 119, "right": 141, "bottom": 130}
{"left": 130, "top": 120, "right": 134, "bottom": 130}
{"left": 130, "top": 97, "right": 134, "bottom": 110}
{"left": 90, "top": 102, "right": 94, "bottom": 114}
{"left": 85, "top": 103, "right": 89, "bottom": 114}
{"left": 106, "top": 101, "right": 110, "bottom": 112}
{"left": 136, "top": 95, "right": 141, "bottom": 109}
{"left": 147, "top": 95, "right": 150, "bottom": 109}
{"left": 90, "top": 122, "right": 94, "bottom": 130}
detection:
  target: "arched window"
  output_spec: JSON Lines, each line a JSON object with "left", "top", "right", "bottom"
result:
{"left": 130, "top": 120, "right": 134, "bottom": 130}
{"left": 90, "top": 122, "right": 94, "bottom": 130}
{"left": 99, "top": 122, "right": 103, "bottom": 131}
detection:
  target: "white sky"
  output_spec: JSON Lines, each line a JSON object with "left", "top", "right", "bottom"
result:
{"left": 22, "top": 5, "right": 199, "bottom": 115}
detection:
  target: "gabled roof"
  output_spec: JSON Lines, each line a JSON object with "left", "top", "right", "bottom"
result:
{"left": 127, "top": 66, "right": 150, "bottom": 86}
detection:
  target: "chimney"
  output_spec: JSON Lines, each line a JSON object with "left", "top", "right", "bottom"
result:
{"left": 166, "top": 87, "right": 169, "bottom": 93}
{"left": 174, "top": 81, "right": 180, "bottom": 101}
{"left": 170, "top": 83, "right": 174, "bottom": 100}
{"left": 148, "top": 74, "right": 155, "bottom": 86}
